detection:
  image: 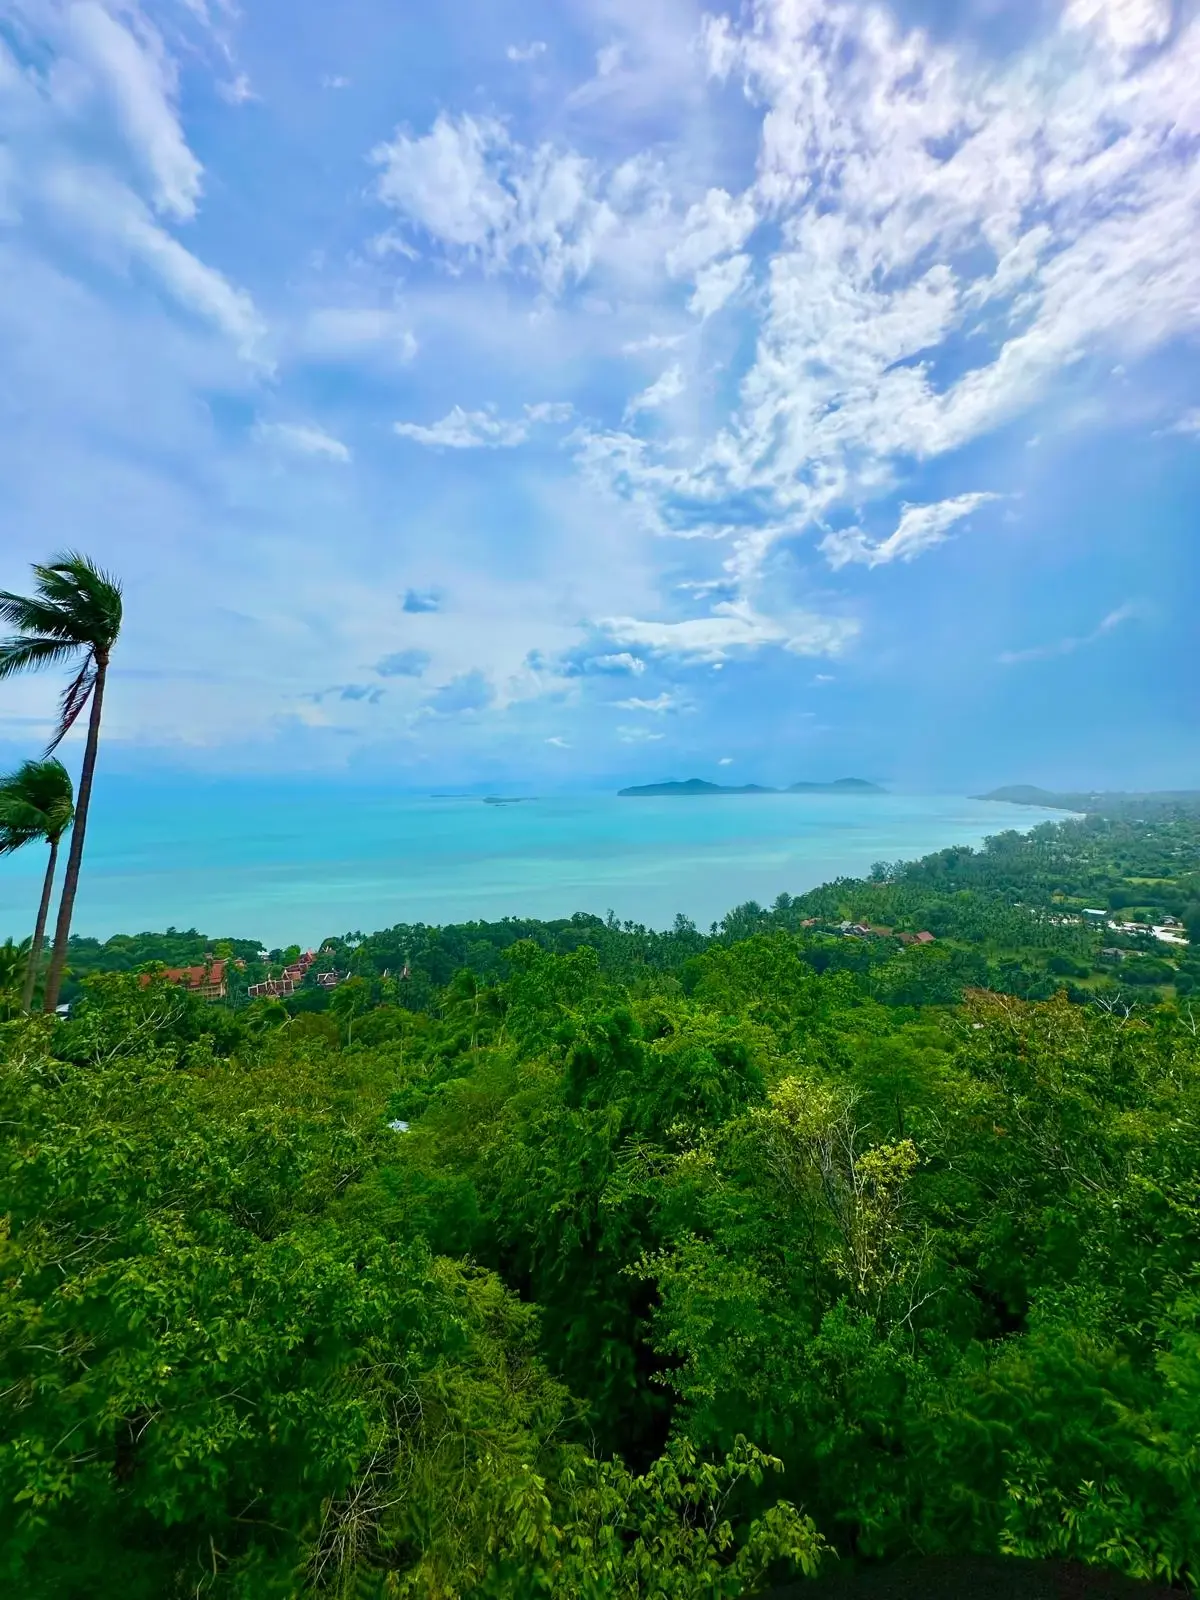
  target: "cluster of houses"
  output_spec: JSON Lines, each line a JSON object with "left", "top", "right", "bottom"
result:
{"left": 1081, "top": 909, "right": 1188, "bottom": 946}
{"left": 140, "top": 947, "right": 351, "bottom": 1003}
{"left": 248, "top": 948, "right": 348, "bottom": 1000}
{"left": 799, "top": 919, "right": 936, "bottom": 943}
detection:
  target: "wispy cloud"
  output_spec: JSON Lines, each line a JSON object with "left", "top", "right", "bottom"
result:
{"left": 545, "top": 734, "right": 571, "bottom": 748}
{"left": 999, "top": 604, "right": 1147, "bottom": 666}
{"left": 68, "top": 1, "right": 203, "bottom": 220}
{"left": 395, "top": 406, "right": 528, "bottom": 448}
{"left": 622, "top": 333, "right": 685, "bottom": 355}
{"left": 217, "top": 73, "right": 257, "bottom": 106}
{"left": 601, "top": 603, "right": 858, "bottom": 664}
{"left": 821, "top": 495, "right": 1000, "bottom": 570}
{"left": 394, "top": 400, "right": 573, "bottom": 448}
{"left": 617, "top": 725, "right": 665, "bottom": 743}
{"left": 300, "top": 309, "right": 417, "bottom": 365}
{"left": 624, "top": 363, "right": 685, "bottom": 418}
{"left": 255, "top": 421, "right": 351, "bottom": 463}
{"left": 506, "top": 42, "right": 547, "bottom": 63}
{"left": 615, "top": 692, "right": 677, "bottom": 713}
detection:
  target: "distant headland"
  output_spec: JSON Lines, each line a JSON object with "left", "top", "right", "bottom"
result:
{"left": 617, "top": 777, "right": 886, "bottom": 798}
{"left": 975, "top": 785, "right": 1200, "bottom": 818}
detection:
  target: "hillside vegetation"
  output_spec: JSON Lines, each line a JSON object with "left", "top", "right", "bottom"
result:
{"left": 2, "top": 811, "right": 1199, "bottom": 1597}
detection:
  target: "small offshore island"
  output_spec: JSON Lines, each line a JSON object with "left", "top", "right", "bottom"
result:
{"left": 618, "top": 775, "right": 886, "bottom": 797}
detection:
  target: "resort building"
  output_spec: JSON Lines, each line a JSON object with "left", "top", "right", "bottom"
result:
{"left": 140, "top": 960, "right": 229, "bottom": 1001}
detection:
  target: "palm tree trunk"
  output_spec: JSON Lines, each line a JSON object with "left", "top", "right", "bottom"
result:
{"left": 42, "top": 660, "right": 105, "bottom": 1014}
{"left": 22, "top": 835, "right": 59, "bottom": 1012}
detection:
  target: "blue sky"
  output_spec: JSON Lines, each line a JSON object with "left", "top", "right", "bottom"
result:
{"left": 0, "top": 0, "right": 1197, "bottom": 792}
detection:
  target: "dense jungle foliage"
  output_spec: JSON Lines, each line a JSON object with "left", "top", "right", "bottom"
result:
{"left": 3, "top": 810, "right": 1199, "bottom": 1597}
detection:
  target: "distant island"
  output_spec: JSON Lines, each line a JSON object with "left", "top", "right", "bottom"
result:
{"left": 976, "top": 785, "right": 1200, "bottom": 819}
{"left": 787, "top": 778, "right": 886, "bottom": 794}
{"left": 617, "top": 777, "right": 886, "bottom": 798}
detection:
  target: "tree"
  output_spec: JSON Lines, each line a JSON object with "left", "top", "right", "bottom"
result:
{"left": 0, "top": 553, "right": 122, "bottom": 1013}
{"left": 0, "top": 938, "right": 30, "bottom": 1019}
{"left": 0, "top": 758, "right": 74, "bottom": 1010}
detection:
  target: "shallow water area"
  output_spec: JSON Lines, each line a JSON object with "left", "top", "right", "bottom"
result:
{"left": 0, "top": 783, "right": 1065, "bottom": 946}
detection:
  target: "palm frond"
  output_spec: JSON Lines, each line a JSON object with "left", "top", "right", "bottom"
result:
{"left": 0, "top": 821, "right": 45, "bottom": 854}
{"left": 0, "top": 635, "right": 82, "bottom": 681}
{"left": 36, "top": 553, "right": 124, "bottom": 651}
{"left": 46, "top": 658, "right": 97, "bottom": 754}
{"left": 0, "top": 758, "right": 74, "bottom": 845}
{"left": 0, "top": 589, "right": 85, "bottom": 636}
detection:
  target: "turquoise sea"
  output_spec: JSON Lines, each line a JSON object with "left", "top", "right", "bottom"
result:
{"left": 0, "top": 783, "right": 1064, "bottom": 948}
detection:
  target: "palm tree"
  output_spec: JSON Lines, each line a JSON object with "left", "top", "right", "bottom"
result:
{"left": 0, "top": 758, "right": 75, "bottom": 1009}
{"left": 0, "top": 553, "right": 122, "bottom": 1013}
{"left": 0, "top": 937, "right": 31, "bottom": 1018}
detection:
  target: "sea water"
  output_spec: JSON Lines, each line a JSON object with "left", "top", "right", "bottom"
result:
{"left": 0, "top": 782, "right": 1064, "bottom": 948}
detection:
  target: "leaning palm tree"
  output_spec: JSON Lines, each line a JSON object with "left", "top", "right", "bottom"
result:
{"left": 0, "top": 553, "right": 122, "bottom": 1013}
{"left": 0, "top": 758, "right": 75, "bottom": 1009}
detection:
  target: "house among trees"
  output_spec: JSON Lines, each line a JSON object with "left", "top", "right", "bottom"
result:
{"left": 139, "top": 959, "right": 229, "bottom": 1001}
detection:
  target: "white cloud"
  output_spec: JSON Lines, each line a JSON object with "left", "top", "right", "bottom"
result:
{"left": 617, "top": 725, "right": 665, "bottom": 742}
{"left": 665, "top": 187, "right": 756, "bottom": 279}
{"left": 371, "top": 112, "right": 682, "bottom": 298}
{"left": 615, "top": 691, "right": 677, "bottom": 712}
{"left": 622, "top": 333, "right": 686, "bottom": 355}
{"left": 395, "top": 400, "right": 572, "bottom": 448}
{"left": 821, "top": 493, "right": 1000, "bottom": 570}
{"left": 525, "top": 400, "right": 574, "bottom": 423}
{"left": 256, "top": 421, "right": 351, "bottom": 463}
{"left": 1062, "top": 0, "right": 1172, "bottom": 57}
{"left": 394, "top": 407, "right": 528, "bottom": 448}
{"left": 67, "top": 2, "right": 203, "bottom": 219}
{"left": 718, "top": 756, "right": 733, "bottom": 765}
{"left": 587, "top": 652, "right": 646, "bottom": 675}
{"left": 321, "top": 73, "right": 351, "bottom": 89}
{"left": 578, "top": 0, "right": 1200, "bottom": 620}
{"left": 596, "top": 43, "right": 625, "bottom": 78}
{"left": 217, "top": 73, "right": 256, "bottom": 105}
{"left": 43, "top": 166, "right": 265, "bottom": 358}
{"left": 601, "top": 600, "right": 858, "bottom": 663}
{"left": 506, "top": 41, "right": 547, "bottom": 63}
{"left": 625, "top": 363, "right": 685, "bottom": 418}
{"left": 689, "top": 253, "right": 750, "bottom": 317}
{"left": 1169, "top": 408, "right": 1200, "bottom": 437}
{"left": 545, "top": 734, "right": 571, "bottom": 747}
{"left": 373, "top": 113, "right": 615, "bottom": 294}
{"left": 300, "top": 308, "right": 418, "bottom": 364}
{"left": 999, "top": 601, "right": 1146, "bottom": 664}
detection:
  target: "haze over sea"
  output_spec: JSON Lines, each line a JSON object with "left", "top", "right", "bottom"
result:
{"left": 0, "top": 782, "right": 1062, "bottom": 948}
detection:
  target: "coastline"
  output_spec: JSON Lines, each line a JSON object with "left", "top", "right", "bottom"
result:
{"left": 0, "top": 786, "right": 1067, "bottom": 948}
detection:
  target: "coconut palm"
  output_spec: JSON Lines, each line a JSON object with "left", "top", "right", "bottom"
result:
{"left": 0, "top": 758, "right": 75, "bottom": 1009}
{"left": 0, "top": 937, "right": 30, "bottom": 1018}
{"left": 0, "top": 553, "right": 122, "bottom": 1013}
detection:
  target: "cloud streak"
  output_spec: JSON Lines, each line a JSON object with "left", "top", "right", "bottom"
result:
{"left": 999, "top": 603, "right": 1146, "bottom": 665}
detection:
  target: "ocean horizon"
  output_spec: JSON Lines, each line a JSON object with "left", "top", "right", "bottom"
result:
{"left": 0, "top": 783, "right": 1066, "bottom": 949}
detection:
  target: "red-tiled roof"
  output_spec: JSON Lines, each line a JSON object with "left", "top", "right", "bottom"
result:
{"left": 140, "top": 960, "right": 227, "bottom": 989}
